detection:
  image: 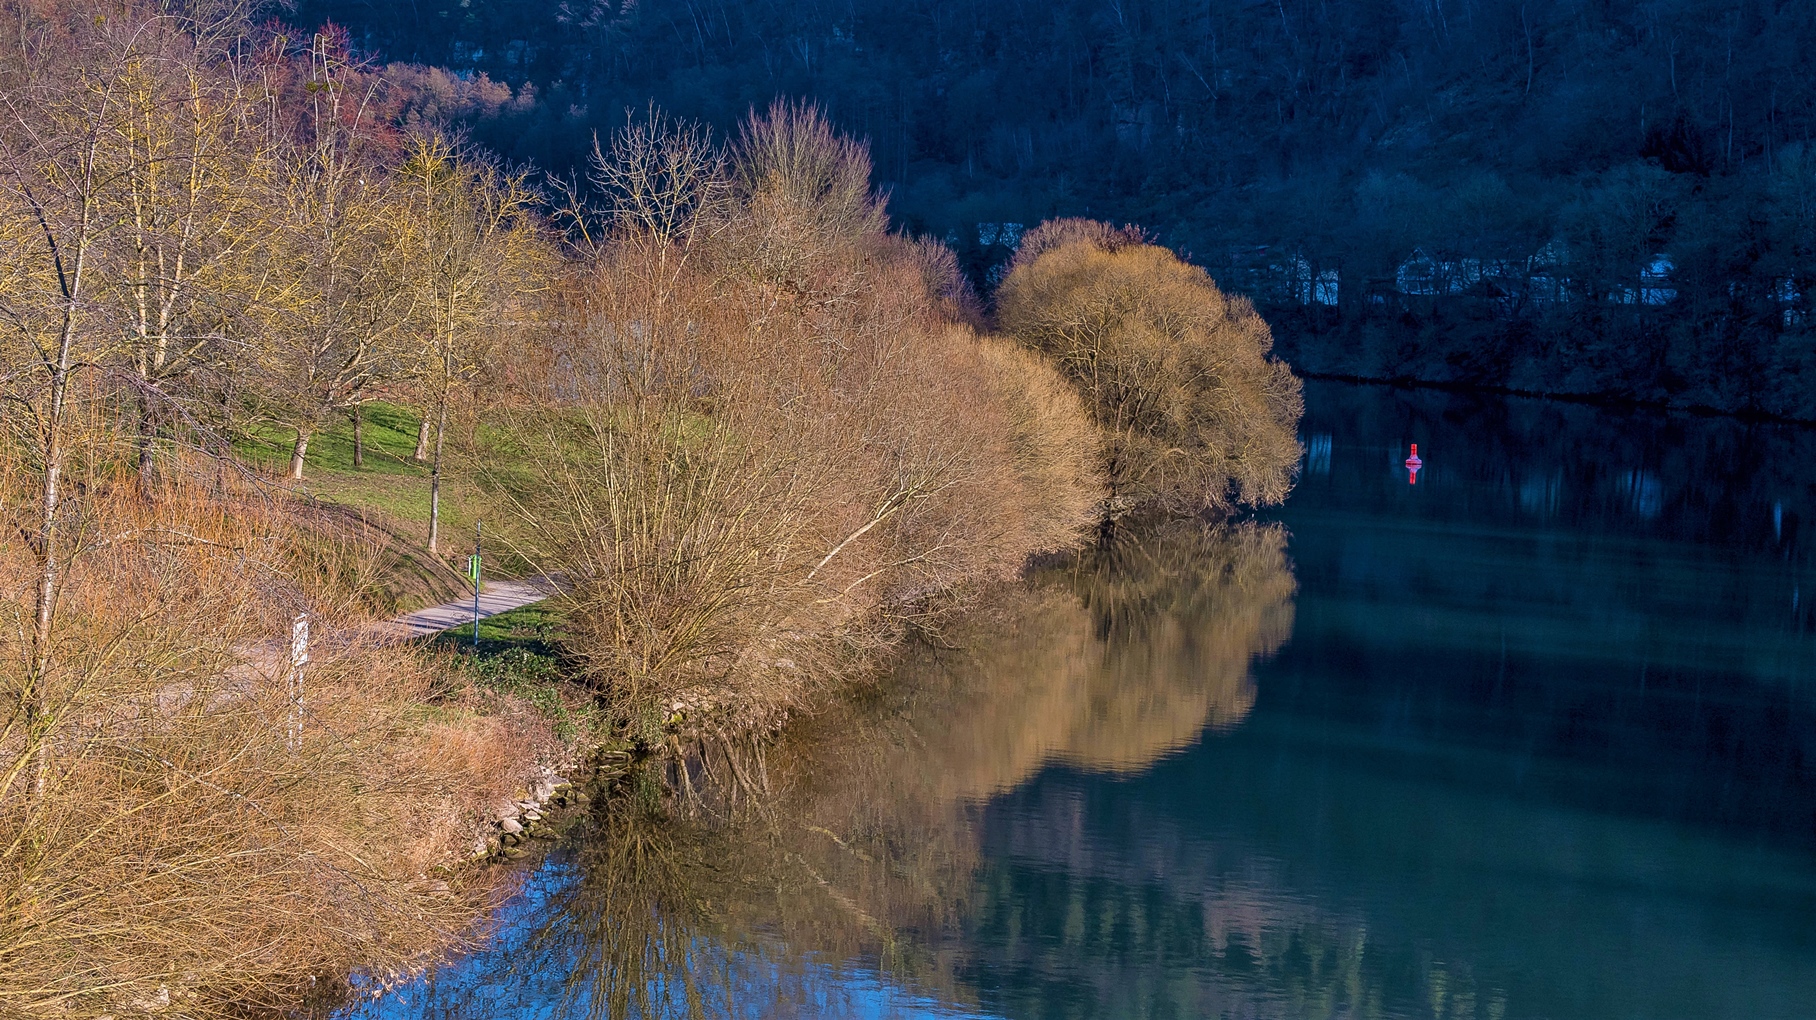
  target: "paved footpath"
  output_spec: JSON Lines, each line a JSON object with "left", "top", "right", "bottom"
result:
{"left": 374, "top": 577, "right": 560, "bottom": 641}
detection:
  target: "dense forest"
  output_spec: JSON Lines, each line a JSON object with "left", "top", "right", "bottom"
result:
{"left": 294, "top": 0, "right": 1816, "bottom": 417}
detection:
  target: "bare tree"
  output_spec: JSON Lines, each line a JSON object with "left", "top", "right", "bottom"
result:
{"left": 0, "top": 9, "right": 136, "bottom": 803}
{"left": 254, "top": 34, "right": 416, "bottom": 481}
{"left": 109, "top": 16, "right": 276, "bottom": 483}
{"left": 723, "top": 100, "right": 886, "bottom": 289}
{"left": 396, "top": 132, "right": 548, "bottom": 552}
{"left": 581, "top": 105, "right": 729, "bottom": 256}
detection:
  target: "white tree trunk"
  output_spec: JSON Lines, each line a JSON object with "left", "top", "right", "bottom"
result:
{"left": 289, "top": 428, "right": 310, "bottom": 480}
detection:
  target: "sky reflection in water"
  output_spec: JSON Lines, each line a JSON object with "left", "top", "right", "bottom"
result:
{"left": 344, "top": 380, "right": 1816, "bottom": 1020}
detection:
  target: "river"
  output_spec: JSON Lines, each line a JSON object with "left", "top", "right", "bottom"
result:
{"left": 343, "top": 379, "right": 1816, "bottom": 1020}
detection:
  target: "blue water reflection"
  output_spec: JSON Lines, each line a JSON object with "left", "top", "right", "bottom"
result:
{"left": 346, "top": 380, "right": 1816, "bottom": 1019}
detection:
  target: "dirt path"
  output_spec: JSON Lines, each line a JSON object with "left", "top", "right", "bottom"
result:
{"left": 373, "top": 577, "right": 560, "bottom": 641}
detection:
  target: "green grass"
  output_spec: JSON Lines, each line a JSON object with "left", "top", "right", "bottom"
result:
{"left": 238, "top": 402, "right": 444, "bottom": 521}
{"left": 429, "top": 603, "right": 598, "bottom": 742}
{"left": 239, "top": 401, "right": 429, "bottom": 477}
{"left": 237, "top": 410, "right": 601, "bottom": 737}
{"left": 237, "top": 403, "right": 541, "bottom": 583}
{"left": 429, "top": 602, "right": 568, "bottom": 658}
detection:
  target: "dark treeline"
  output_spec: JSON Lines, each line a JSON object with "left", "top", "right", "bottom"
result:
{"left": 296, "top": 0, "right": 1816, "bottom": 417}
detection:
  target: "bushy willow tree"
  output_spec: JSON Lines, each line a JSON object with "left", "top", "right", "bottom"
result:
{"left": 997, "top": 219, "right": 1304, "bottom": 516}
{"left": 486, "top": 108, "right": 1101, "bottom": 738}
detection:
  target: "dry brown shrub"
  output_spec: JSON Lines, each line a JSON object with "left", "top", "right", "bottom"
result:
{"left": 997, "top": 222, "right": 1306, "bottom": 514}
{"left": 414, "top": 711, "right": 543, "bottom": 809}
{"left": 723, "top": 100, "right": 887, "bottom": 288}
{"left": 483, "top": 113, "right": 1101, "bottom": 738}
{"left": 0, "top": 455, "right": 530, "bottom": 1018}
{"left": 1009, "top": 216, "right": 1151, "bottom": 272}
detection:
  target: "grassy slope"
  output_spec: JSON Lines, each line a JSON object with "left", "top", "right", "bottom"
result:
{"left": 239, "top": 402, "right": 445, "bottom": 524}
{"left": 238, "top": 402, "right": 543, "bottom": 613}
{"left": 246, "top": 408, "right": 611, "bottom": 745}
{"left": 426, "top": 603, "right": 605, "bottom": 745}
{"left": 250, "top": 410, "right": 614, "bottom": 758}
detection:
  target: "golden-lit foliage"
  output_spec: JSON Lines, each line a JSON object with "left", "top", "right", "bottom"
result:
{"left": 393, "top": 132, "right": 551, "bottom": 550}
{"left": 252, "top": 35, "right": 417, "bottom": 482}
{"left": 0, "top": 15, "right": 559, "bottom": 1008}
{"left": 726, "top": 521, "right": 1297, "bottom": 986}
{"left": 478, "top": 105, "right": 1101, "bottom": 737}
{"left": 0, "top": 2, "right": 1305, "bottom": 1011}
{"left": 912, "top": 520, "right": 1297, "bottom": 796}
{"left": 998, "top": 221, "right": 1306, "bottom": 514}
{"left": 1007, "top": 216, "right": 1152, "bottom": 272}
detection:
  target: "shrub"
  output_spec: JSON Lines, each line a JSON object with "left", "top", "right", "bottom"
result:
{"left": 997, "top": 223, "right": 1305, "bottom": 514}
{"left": 0, "top": 457, "right": 542, "bottom": 1017}
{"left": 481, "top": 109, "right": 1100, "bottom": 737}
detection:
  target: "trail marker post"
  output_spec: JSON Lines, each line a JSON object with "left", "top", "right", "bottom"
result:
{"left": 287, "top": 612, "right": 309, "bottom": 751}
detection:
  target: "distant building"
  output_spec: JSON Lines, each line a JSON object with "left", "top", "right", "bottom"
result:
{"left": 1525, "top": 241, "right": 1572, "bottom": 307}
{"left": 1390, "top": 243, "right": 1675, "bottom": 310}
{"left": 1396, "top": 249, "right": 1479, "bottom": 296}
{"left": 1641, "top": 255, "right": 1677, "bottom": 306}
{"left": 1609, "top": 254, "right": 1677, "bottom": 305}
{"left": 1216, "top": 247, "right": 1337, "bottom": 306}
{"left": 1394, "top": 249, "right": 1520, "bottom": 298}
{"left": 1286, "top": 255, "right": 1339, "bottom": 306}
{"left": 1774, "top": 278, "right": 1805, "bottom": 327}
{"left": 1315, "top": 271, "right": 1340, "bottom": 305}
{"left": 977, "top": 222, "right": 1024, "bottom": 249}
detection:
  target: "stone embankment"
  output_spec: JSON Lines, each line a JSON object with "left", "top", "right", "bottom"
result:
{"left": 467, "top": 750, "right": 631, "bottom": 863}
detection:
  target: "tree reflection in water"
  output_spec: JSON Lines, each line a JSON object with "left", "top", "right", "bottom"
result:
{"left": 346, "top": 520, "right": 1296, "bottom": 1019}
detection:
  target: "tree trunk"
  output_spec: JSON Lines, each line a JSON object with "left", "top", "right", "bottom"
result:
{"left": 136, "top": 389, "right": 156, "bottom": 489}
{"left": 27, "top": 399, "right": 67, "bottom": 805}
{"left": 23, "top": 312, "right": 81, "bottom": 806}
{"left": 413, "top": 415, "right": 430, "bottom": 461}
{"left": 351, "top": 396, "right": 364, "bottom": 469}
{"left": 289, "top": 427, "right": 310, "bottom": 481}
{"left": 427, "top": 390, "right": 450, "bottom": 553}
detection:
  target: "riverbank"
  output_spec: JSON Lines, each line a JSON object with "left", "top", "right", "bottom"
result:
{"left": 1269, "top": 306, "right": 1816, "bottom": 425}
{"left": 329, "top": 516, "right": 1303, "bottom": 1018}
{"left": 340, "top": 378, "right": 1816, "bottom": 1020}
{"left": 309, "top": 219, "right": 1304, "bottom": 1012}
{"left": 0, "top": 33, "right": 1300, "bottom": 1010}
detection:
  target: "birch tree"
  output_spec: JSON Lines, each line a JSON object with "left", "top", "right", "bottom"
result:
{"left": 0, "top": 10, "right": 133, "bottom": 803}
{"left": 395, "top": 133, "right": 546, "bottom": 552}
{"left": 108, "top": 13, "right": 275, "bottom": 481}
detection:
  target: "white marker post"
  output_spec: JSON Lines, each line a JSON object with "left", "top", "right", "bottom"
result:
{"left": 287, "top": 612, "right": 309, "bottom": 751}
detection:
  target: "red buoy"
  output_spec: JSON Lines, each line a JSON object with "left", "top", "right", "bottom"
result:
{"left": 1405, "top": 443, "right": 1423, "bottom": 485}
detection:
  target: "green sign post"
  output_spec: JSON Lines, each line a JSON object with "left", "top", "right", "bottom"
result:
{"left": 468, "top": 520, "right": 482, "bottom": 648}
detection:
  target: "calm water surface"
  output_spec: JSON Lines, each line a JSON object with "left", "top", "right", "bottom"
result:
{"left": 346, "top": 380, "right": 1816, "bottom": 1019}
